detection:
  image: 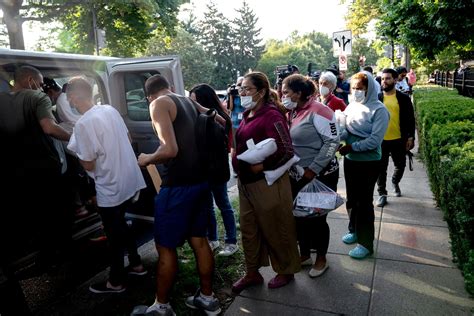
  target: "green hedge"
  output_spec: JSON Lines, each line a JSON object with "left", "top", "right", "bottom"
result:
{"left": 413, "top": 86, "right": 474, "bottom": 294}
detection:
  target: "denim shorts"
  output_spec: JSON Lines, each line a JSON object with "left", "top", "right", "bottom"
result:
{"left": 154, "top": 182, "right": 210, "bottom": 248}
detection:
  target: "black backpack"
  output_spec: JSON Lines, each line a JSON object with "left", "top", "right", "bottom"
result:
{"left": 195, "top": 109, "right": 230, "bottom": 184}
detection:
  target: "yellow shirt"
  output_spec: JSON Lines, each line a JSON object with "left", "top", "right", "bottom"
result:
{"left": 383, "top": 94, "right": 401, "bottom": 140}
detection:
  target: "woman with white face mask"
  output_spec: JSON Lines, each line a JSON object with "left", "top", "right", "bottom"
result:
{"left": 231, "top": 72, "right": 300, "bottom": 293}
{"left": 282, "top": 74, "right": 340, "bottom": 278}
{"left": 337, "top": 71, "right": 390, "bottom": 259}
{"left": 318, "top": 71, "right": 347, "bottom": 112}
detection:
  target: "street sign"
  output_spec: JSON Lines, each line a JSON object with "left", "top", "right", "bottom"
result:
{"left": 333, "top": 30, "right": 352, "bottom": 57}
{"left": 339, "top": 54, "right": 348, "bottom": 71}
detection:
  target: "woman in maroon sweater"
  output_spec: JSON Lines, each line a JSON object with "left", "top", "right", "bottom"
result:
{"left": 231, "top": 72, "right": 300, "bottom": 293}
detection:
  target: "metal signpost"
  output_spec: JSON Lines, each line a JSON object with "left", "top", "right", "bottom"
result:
{"left": 333, "top": 30, "right": 352, "bottom": 71}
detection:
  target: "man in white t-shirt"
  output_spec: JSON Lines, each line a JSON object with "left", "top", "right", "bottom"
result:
{"left": 66, "top": 77, "right": 147, "bottom": 294}
{"left": 43, "top": 78, "right": 82, "bottom": 132}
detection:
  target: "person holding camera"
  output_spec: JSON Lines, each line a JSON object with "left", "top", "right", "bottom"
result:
{"left": 228, "top": 76, "right": 244, "bottom": 148}
{"left": 282, "top": 74, "right": 340, "bottom": 277}
{"left": 275, "top": 65, "right": 299, "bottom": 99}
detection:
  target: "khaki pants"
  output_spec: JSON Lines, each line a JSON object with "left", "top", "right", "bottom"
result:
{"left": 238, "top": 173, "right": 301, "bottom": 274}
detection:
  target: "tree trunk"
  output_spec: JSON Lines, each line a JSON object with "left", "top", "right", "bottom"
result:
{"left": 0, "top": 0, "right": 25, "bottom": 50}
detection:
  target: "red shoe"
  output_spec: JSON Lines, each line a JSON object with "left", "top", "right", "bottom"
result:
{"left": 268, "top": 274, "right": 294, "bottom": 289}
{"left": 232, "top": 273, "right": 264, "bottom": 293}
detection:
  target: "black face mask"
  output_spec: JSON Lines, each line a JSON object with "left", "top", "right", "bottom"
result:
{"left": 382, "top": 82, "right": 395, "bottom": 92}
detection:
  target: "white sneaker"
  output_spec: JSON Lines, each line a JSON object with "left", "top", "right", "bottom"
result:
{"left": 208, "top": 240, "right": 220, "bottom": 251}
{"left": 218, "top": 244, "right": 238, "bottom": 256}
{"left": 130, "top": 301, "right": 176, "bottom": 316}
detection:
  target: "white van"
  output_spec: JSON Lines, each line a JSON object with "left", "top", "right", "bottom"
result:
{"left": 0, "top": 49, "right": 184, "bottom": 267}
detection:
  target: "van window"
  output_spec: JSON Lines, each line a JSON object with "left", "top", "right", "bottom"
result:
{"left": 124, "top": 72, "right": 152, "bottom": 121}
{"left": 53, "top": 76, "right": 102, "bottom": 104}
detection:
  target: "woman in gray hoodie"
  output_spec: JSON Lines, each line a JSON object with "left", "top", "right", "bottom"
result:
{"left": 338, "top": 71, "right": 390, "bottom": 259}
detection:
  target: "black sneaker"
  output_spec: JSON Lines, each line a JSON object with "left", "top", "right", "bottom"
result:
{"left": 392, "top": 183, "right": 401, "bottom": 197}
{"left": 89, "top": 281, "right": 125, "bottom": 294}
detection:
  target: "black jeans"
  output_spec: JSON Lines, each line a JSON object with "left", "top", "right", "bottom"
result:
{"left": 377, "top": 139, "right": 407, "bottom": 195}
{"left": 344, "top": 158, "right": 380, "bottom": 253}
{"left": 98, "top": 200, "right": 142, "bottom": 286}
{"left": 291, "top": 169, "right": 339, "bottom": 257}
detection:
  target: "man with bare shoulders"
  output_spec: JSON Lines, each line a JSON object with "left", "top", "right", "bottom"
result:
{"left": 136, "top": 75, "right": 220, "bottom": 316}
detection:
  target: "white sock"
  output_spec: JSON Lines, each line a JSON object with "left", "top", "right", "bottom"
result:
{"left": 199, "top": 291, "right": 214, "bottom": 301}
{"left": 146, "top": 300, "right": 171, "bottom": 313}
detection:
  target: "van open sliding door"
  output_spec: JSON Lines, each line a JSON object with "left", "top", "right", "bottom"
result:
{"left": 105, "top": 56, "right": 185, "bottom": 220}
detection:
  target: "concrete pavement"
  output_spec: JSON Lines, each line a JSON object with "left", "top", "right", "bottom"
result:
{"left": 225, "top": 152, "right": 474, "bottom": 315}
{"left": 33, "top": 149, "right": 473, "bottom": 315}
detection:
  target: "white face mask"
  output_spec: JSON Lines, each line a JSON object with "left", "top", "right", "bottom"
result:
{"left": 240, "top": 95, "right": 257, "bottom": 109}
{"left": 282, "top": 97, "right": 297, "bottom": 110}
{"left": 353, "top": 89, "right": 366, "bottom": 103}
{"left": 319, "top": 86, "right": 330, "bottom": 97}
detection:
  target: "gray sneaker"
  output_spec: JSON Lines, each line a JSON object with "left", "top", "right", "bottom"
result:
{"left": 208, "top": 240, "right": 220, "bottom": 251}
{"left": 185, "top": 289, "right": 221, "bottom": 315}
{"left": 217, "top": 244, "right": 238, "bottom": 256}
{"left": 376, "top": 195, "right": 387, "bottom": 207}
{"left": 131, "top": 303, "right": 176, "bottom": 316}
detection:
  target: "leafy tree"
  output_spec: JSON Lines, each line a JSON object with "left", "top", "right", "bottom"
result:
{"left": 180, "top": 3, "right": 199, "bottom": 37}
{"left": 58, "top": 0, "right": 185, "bottom": 57}
{"left": 197, "top": 1, "right": 234, "bottom": 88}
{"left": 0, "top": 0, "right": 184, "bottom": 56}
{"left": 378, "top": 0, "right": 474, "bottom": 60}
{"left": 232, "top": 0, "right": 264, "bottom": 77}
{"left": 256, "top": 32, "right": 334, "bottom": 86}
{"left": 343, "top": 0, "right": 474, "bottom": 60}
{"left": 146, "top": 27, "right": 214, "bottom": 90}
{"left": 343, "top": 0, "right": 380, "bottom": 36}
{"left": 347, "top": 37, "right": 381, "bottom": 75}
{"left": 0, "top": 24, "right": 8, "bottom": 48}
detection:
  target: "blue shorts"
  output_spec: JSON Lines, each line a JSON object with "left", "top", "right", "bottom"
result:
{"left": 154, "top": 182, "right": 210, "bottom": 248}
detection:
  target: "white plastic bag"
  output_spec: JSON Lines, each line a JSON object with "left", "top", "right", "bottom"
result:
{"left": 293, "top": 178, "right": 345, "bottom": 217}
{"left": 334, "top": 109, "right": 346, "bottom": 135}
{"left": 237, "top": 138, "right": 277, "bottom": 164}
{"left": 264, "top": 155, "right": 300, "bottom": 186}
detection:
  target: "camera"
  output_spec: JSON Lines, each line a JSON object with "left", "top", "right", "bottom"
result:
{"left": 275, "top": 65, "right": 299, "bottom": 87}
{"left": 228, "top": 83, "right": 239, "bottom": 97}
{"left": 307, "top": 62, "right": 321, "bottom": 82}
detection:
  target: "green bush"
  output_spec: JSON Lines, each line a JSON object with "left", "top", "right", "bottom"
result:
{"left": 413, "top": 87, "right": 474, "bottom": 295}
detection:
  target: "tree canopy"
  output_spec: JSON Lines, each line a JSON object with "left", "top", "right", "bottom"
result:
{"left": 189, "top": 0, "right": 263, "bottom": 88}
{"left": 344, "top": 0, "right": 474, "bottom": 60}
{"left": 146, "top": 27, "right": 214, "bottom": 90}
{"left": 257, "top": 31, "right": 335, "bottom": 85}
{"left": 0, "top": 0, "right": 185, "bottom": 56}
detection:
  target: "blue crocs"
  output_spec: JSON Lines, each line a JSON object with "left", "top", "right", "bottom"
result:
{"left": 349, "top": 245, "right": 372, "bottom": 259}
{"left": 342, "top": 232, "right": 357, "bottom": 244}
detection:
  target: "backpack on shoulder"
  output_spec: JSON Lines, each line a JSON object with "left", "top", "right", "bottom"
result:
{"left": 195, "top": 109, "right": 230, "bottom": 184}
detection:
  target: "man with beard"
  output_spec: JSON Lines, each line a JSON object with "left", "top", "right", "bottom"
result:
{"left": 375, "top": 68, "right": 416, "bottom": 207}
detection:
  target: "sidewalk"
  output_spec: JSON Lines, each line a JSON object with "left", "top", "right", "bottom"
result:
{"left": 225, "top": 152, "right": 474, "bottom": 315}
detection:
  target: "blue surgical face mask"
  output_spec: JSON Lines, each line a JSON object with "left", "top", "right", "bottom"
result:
{"left": 282, "top": 97, "right": 297, "bottom": 110}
